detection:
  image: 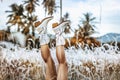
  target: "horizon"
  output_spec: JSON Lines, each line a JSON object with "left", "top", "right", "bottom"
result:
{"left": 0, "top": 0, "right": 120, "bottom": 37}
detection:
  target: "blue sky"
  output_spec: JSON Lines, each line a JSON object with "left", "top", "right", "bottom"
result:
{"left": 0, "top": 0, "right": 120, "bottom": 37}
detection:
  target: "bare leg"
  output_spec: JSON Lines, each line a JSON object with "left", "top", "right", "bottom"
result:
{"left": 40, "top": 45, "right": 57, "bottom": 80}
{"left": 39, "top": 34, "right": 57, "bottom": 80}
{"left": 56, "top": 46, "right": 68, "bottom": 80}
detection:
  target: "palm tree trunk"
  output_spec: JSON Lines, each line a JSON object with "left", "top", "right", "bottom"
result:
{"left": 60, "top": 0, "right": 62, "bottom": 21}
{"left": 32, "top": 24, "right": 35, "bottom": 36}
{"left": 99, "top": 3, "right": 102, "bottom": 27}
{"left": 45, "top": 9, "right": 47, "bottom": 17}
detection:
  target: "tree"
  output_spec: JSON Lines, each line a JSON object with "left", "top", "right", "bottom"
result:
{"left": 23, "top": 0, "right": 39, "bottom": 16}
{"left": 6, "top": 3, "right": 26, "bottom": 31}
{"left": 6, "top": 0, "right": 39, "bottom": 36}
{"left": 42, "top": 0, "right": 56, "bottom": 16}
{"left": 78, "top": 12, "right": 98, "bottom": 38}
{"left": 23, "top": 0, "right": 39, "bottom": 36}
{"left": 62, "top": 12, "right": 71, "bottom": 34}
{"left": 73, "top": 12, "right": 101, "bottom": 48}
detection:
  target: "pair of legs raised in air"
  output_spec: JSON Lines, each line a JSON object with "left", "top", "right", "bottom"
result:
{"left": 35, "top": 16, "right": 69, "bottom": 80}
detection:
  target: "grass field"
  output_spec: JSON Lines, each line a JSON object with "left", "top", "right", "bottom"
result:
{"left": 0, "top": 42, "right": 120, "bottom": 80}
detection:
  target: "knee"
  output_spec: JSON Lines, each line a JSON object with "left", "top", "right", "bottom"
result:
{"left": 41, "top": 51, "right": 50, "bottom": 63}
{"left": 57, "top": 56, "right": 66, "bottom": 64}
{"left": 64, "top": 62, "right": 68, "bottom": 68}
{"left": 42, "top": 56, "right": 48, "bottom": 63}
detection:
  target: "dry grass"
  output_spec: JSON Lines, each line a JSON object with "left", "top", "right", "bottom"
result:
{"left": 0, "top": 44, "right": 120, "bottom": 80}
{"left": 0, "top": 58, "right": 45, "bottom": 80}
{"left": 68, "top": 60, "right": 120, "bottom": 80}
{"left": 0, "top": 58, "right": 120, "bottom": 80}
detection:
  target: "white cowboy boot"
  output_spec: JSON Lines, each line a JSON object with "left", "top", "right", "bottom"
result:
{"left": 53, "top": 21, "right": 69, "bottom": 46}
{"left": 35, "top": 16, "right": 53, "bottom": 45}
{"left": 35, "top": 16, "right": 53, "bottom": 34}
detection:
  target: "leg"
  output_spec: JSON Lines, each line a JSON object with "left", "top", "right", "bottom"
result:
{"left": 40, "top": 44, "right": 57, "bottom": 80}
{"left": 52, "top": 21, "right": 69, "bottom": 80}
{"left": 39, "top": 33, "right": 57, "bottom": 80}
{"left": 36, "top": 16, "right": 57, "bottom": 80}
{"left": 56, "top": 46, "right": 68, "bottom": 80}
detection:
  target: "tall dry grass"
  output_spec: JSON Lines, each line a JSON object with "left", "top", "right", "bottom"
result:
{"left": 1, "top": 58, "right": 120, "bottom": 80}
{"left": 0, "top": 43, "right": 120, "bottom": 80}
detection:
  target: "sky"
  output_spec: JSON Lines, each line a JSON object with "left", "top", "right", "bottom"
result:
{"left": 0, "top": 0, "right": 120, "bottom": 37}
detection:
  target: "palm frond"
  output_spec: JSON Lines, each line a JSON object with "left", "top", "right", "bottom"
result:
{"left": 34, "top": 1, "right": 40, "bottom": 6}
{"left": 90, "top": 17, "right": 96, "bottom": 21}
{"left": 7, "top": 14, "right": 13, "bottom": 17}
{"left": 5, "top": 10, "right": 13, "bottom": 13}
{"left": 22, "top": 1, "right": 29, "bottom": 5}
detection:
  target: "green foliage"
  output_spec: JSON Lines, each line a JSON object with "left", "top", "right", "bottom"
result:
{"left": 42, "top": 0, "right": 56, "bottom": 15}
{"left": 5, "top": 0, "right": 40, "bottom": 36}
{"left": 77, "top": 12, "right": 98, "bottom": 38}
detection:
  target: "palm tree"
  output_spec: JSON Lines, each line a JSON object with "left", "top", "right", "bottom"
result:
{"left": 61, "top": 12, "right": 72, "bottom": 34}
{"left": 6, "top": 3, "right": 26, "bottom": 31}
{"left": 23, "top": 0, "right": 39, "bottom": 16}
{"left": 23, "top": 0, "right": 39, "bottom": 36}
{"left": 74, "top": 12, "right": 101, "bottom": 48}
{"left": 42, "top": 0, "right": 56, "bottom": 16}
{"left": 78, "top": 12, "right": 98, "bottom": 38}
